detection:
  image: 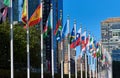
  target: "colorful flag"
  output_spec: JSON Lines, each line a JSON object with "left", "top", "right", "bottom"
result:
{"left": 43, "top": 9, "right": 51, "bottom": 38}
{"left": 75, "top": 27, "right": 81, "bottom": 47}
{"left": 61, "top": 22, "right": 67, "bottom": 39}
{"left": 81, "top": 31, "right": 86, "bottom": 52}
{"left": 56, "top": 30, "right": 61, "bottom": 42}
{"left": 86, "top": 34, "right": 90, "bottom": 50}
{"left": 3, "top": 0, "right": 10, "bottom": 7}
{"left": 21, "top": 0, "right": 27, "bottom": 24}
{"left": 70, "top": 27, "right": 76, "bottom": 48}
{"left": 2, "top": 7, "right": 7, "bottom": 21}
{"left": 28, "top": 4, "right": 42, "bottom": 26}
{"left": 89, "top": 37, "right": 94, "bottom": 52}
{"left": 70, "top": 27, "right": 75, "bottom": 43}
{"left": 54, "top": 19, "right": 62, "bottom": 35}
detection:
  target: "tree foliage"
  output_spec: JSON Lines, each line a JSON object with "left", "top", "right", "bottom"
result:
{"left": 0, "top": 20, "right": 41, "bottom": 70}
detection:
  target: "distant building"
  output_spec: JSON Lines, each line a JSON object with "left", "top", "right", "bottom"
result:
{"left": 58, "top": 36, "right": 75, "bottom": 74}
{"left": 112, "top": 49, "right": 120, "bottom": 61}
{"left": 101, "top": 17, "right": 120, "bottom": 61}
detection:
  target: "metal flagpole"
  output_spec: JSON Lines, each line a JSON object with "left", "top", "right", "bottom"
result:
{"left": 74, "top": 20, "right": 77, "bottom": 78}
{"left": 96, "top": 58, "right": 98, "bottom": 78}
{"left": 67, "top": 16, "right": 71, "bottom": 78}
{"left": 61, "top": 39, "right": 63, "bottom": 78}
{"left": 89, "top": 68, "right": 91, "bottom": 78}
{"left": 10, "top": 0, "right": 14, "bottom": 78}
{"left": 60, "top": 10, "right": 63, "bottom": 78}
{"left": 85, "top": 53, "right": 88, "bottom": 78}
{"left": 41, "top": 0, "right": 44, "bottom": 78}
{"left": 26, "top": 0, "right": 30, "bottom": 78}
{"left": 75, "top": 56, "right": 77, "bottom": 78}
{"left": 81, "top": 63, "right": 83, "bottom": 78}
{"left": 84, "top": 30, "right": 87, "bottom": 78}
{"left": 51, "top": 4, "right": 54, "bottom": 78}
{"left": 93, "top": 70, "right": 95, "bottom": 78}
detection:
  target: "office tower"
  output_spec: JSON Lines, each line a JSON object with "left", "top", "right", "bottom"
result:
{"left": 101, "top": 17, "right": 120, "bottom": 61}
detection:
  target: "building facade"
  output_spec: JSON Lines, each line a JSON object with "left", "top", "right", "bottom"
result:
{"left": 101, "top": 18, "right": 120, "bottom": 61}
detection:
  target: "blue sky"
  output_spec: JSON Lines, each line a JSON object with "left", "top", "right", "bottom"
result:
{"left": 63, "top": 0, "right": 120, "bottom": 57}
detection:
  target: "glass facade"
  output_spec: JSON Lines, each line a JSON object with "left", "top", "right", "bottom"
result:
{"left": 13, "top": 0, "right": 23, "bottom": 22}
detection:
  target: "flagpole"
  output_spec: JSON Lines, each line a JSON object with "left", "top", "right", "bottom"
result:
{"left": 85, "top": 53, "right": 88, "bottom": 78}
{"left": 81, "top": 63, "right": 83, "bottom": 78}
{"left": 60, "top": 10, "right": 63, "bottom": 78}
{"left": 96, "top": 58, "right": 98, "bottom": 78}
{"left": 89, "top": 68, "right": 91, "bottom": 78}
{"left": 74, "top": 20, "right": 77, "bottom": 78}
{"left": 10, "top": 0, "right": 14, "bottom": 78}
{"left": 61, "top": 38, "right": 63, "bottom": 78}
{"left": 26, "top": 0, "right": 30, "bottom": 78}
{"left": 41, "top": 0, "right": 44, "bottom": 78}
{"left": 51, "top": 4, "right": 54, "bottom": 78}
{"left": 67, "top": 16, "right": 71, "bottom": 78}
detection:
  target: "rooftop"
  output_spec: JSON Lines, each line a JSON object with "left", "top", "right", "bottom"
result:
{"left": 102, "top": 17, "right": 120, "bottom": 24}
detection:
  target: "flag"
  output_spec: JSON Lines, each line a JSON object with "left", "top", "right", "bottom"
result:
{"left": 75, "top": 27, "right": 81, "bottom": 47}
{"left": 61, "top": 22, "right": 67, "bottom": 39}
{"left": 43, "top": 9, "right": 51, "bottom": 38}
{"left": 2, "top": 7, "right": 7, "bottom": 21}
{"left": 54, "top": 19, "right": 62, "bottom": 35}
{"left": 70, "top": 27, "right": 75, "bottom": 43}
{"left": 70, "top": 27, "right": 76, "bottom": 48}
{"left": 81, "top": 31, "right": 86, "bottom": 52}
{"left": 21, "top": 0, "right": 27, "bottom": 24}
{"left": 3, "top": 0, "right": 10, "bottom": 7}
{"left": 86, "top": 34, "right": 90, "bottom": 50}
{"left": 56, "top": 30, "right": 61, "bottom": 42}
{"left": 28, "top": 4, "right": 42, "bottom": 26}
{"left": 89, "top": 37, "right": 94, "bottom": 52}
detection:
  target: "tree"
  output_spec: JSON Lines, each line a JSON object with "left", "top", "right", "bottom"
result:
{"left": 0, "top": 20, "right": 41, "bottom": 71}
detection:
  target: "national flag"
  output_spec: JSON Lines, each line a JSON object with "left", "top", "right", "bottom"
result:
{"left": 3, "top": 0, "right": 10, "bottom": 7}
{"left": 89, "top": 37, "right": 94, "bottom": 52}
{"left": 86, "top": 34, "right": 90, "bottom": 50}
{"left": 75, "top": 27, "right": 81, "bottom": 47}
{"left": 81, "top": 31, "right": 86, "bottom": 52}
{"left": 56, "top": 30, "right": 61, "bottom": 42}
{"left": 21, "top": 0, "right": 27, "bottom": 24}
{"left": 2, "top": 7, "right": 7, "bottom": 21}
{"left": 61, "top": 22, "right": 67, "bottom": 39}
{"left": 43, "top": 9, "right": 51, "bottom": 38}
{"left": 28, "top": 4, "right": 42, "bottom": 26}
{"left": 70, "top": 27, "right": 76, "bottom": 48}
{"left": 70, "top": 27, "right": 75, "bottom": 43}
{"left": 54, "top": 19, "right": 62, "bottom": 35}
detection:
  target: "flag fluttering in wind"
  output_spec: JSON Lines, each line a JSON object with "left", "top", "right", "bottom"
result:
{"left": 75, "top": 27, "right": 81, "bottom": 47}
{"left": 61, "top": 22, "right": 67, "bottom": 39}
{"left": 2, "top": 7, "right": 7, "bottom": 21}
{"left": 54, "top": 19, "right": 62, "bottom": 35}
{"left": 81, "top": 31, "right": 86, "bottom": 52}
{"left": 3, "top": 0, "right": 10, "bottom": 7}
{"left": 21, "top": 0, "right": 27, "bottom": 24}
{"left": 43, "top": 9, "right": 51, "bottom": 38}
{"left": 28, "top": 4, "right": 42, "bottom": 26}
{"left": 70, "top": 27, "right": 76, "bottom": 48}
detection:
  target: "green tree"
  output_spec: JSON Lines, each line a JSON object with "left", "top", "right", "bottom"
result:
{"left": 0, "top": 20, "right": 41, "bottom": 71}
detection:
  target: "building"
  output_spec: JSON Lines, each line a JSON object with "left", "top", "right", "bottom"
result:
{"left": 112, "top": 49, "right": 120, "bottom": 61}
{"left": 101, "top": 17, "right": 120, "bottom": 61}
{"left": 58, "top": 36, "right": 76, "bottom": 74}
